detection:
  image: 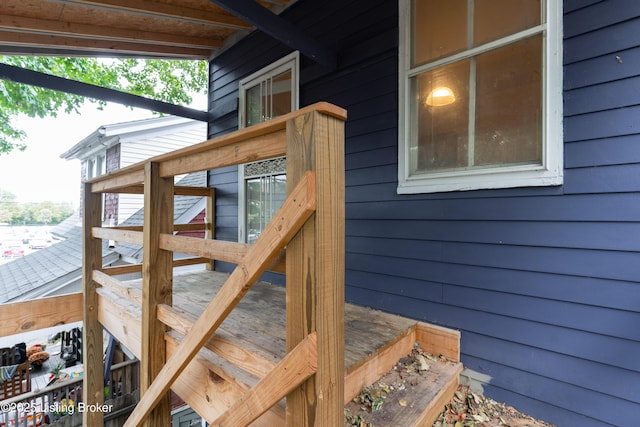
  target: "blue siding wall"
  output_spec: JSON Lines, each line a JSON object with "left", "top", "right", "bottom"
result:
{"left": 208, "top": 0, "right": 640, "bottom": 425}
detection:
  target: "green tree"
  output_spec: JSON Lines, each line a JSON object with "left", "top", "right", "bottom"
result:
{"left": 0, "top": 189, "right": 19, "bottom": 223}
{"left": 36, "top": 207, "right": 52, "bottom": 225}
{"left": 0, "top": 56, "right": 207, "bottom": 154}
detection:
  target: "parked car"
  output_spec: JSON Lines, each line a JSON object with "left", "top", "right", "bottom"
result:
{"left": 29, "top": 238, "right": 49, "bottom": 249}
{"left": 2, "top": 242, "right": 25, "bottom": 258}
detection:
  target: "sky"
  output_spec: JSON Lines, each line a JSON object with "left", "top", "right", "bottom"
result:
{"left": 0, "top": 98, "right": 204, "bottom": 208}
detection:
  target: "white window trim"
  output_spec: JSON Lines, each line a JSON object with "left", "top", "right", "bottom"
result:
{"left": 237, "top": 51, "right": 299, "bottom": 243}
{"left": 397, "top": 1, "right": 563, "bottom": 194}
{"left": 84, "top": 148, "right": 107, "bottom": 180}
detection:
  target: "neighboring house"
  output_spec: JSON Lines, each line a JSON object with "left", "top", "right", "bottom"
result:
{"left": 60, "top": 115, "right": 206, "bottom": 225}
{"left": 0, "top": 118, "right": 207, "bottom": 302}
{"left": 205, "top": 1, "right": 640, "bottom": 426}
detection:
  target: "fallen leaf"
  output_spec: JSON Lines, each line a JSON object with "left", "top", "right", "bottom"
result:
{"left": 399, "top": 399, "right": 407, "bottom": 407}
{"left": 415, "top": 354, "right": 430, "bottom": 371}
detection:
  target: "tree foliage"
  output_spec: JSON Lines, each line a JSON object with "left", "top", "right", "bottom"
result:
{"left": 0, "top": 56, "right": 208, "bottom": 154}
{"left": 0, "top": 189, "right": 74, "bottom": 225}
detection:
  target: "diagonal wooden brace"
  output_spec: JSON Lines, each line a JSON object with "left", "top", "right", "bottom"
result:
{"left": 124, "top": 171, "right": 316, "bottom": 426}
{"left": 211, "top": 332, "right": 318, "bottom": 426}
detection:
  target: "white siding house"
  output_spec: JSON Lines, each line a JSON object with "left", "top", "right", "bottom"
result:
{"left": 60, "top": 116, "right": 206, "bottom": 224}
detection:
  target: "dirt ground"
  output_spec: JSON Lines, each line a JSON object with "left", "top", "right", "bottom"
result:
{"left": 344, "top": 346, "right": 554, "bottom": 427}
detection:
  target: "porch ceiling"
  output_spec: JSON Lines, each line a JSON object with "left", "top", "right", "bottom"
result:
{"left": 0, "top": 0, "right": 303, "bottom": 60}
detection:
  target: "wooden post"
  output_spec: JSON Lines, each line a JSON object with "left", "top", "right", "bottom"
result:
{"left": 205, "top": 187, "right": 215, "bottom": 270}
{"left": 82, "top": 182, "right": 105, "bottom": 426}
{"left": 285, "top": 110, "right": 345, "bottom": 426}
{"left": 140, "top": 162, "right": 174, "bottom": 426}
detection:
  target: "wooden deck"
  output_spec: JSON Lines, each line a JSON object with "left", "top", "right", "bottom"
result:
{"left": 97, "top": 269, "right": 462, "bottom": 426}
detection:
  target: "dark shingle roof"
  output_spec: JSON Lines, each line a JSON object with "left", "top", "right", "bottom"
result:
{"left": 0, "top": 226, "right": 117, "bottom": 303}
{"left": 0, "top": 173, "right": 207, "bottom": 302}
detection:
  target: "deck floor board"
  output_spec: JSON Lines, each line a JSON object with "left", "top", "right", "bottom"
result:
{"left": 107, "top": 269, "right": 461, "bottom": 425}
{"left": 167, "top": 270, "right": 416, "bottom": 371}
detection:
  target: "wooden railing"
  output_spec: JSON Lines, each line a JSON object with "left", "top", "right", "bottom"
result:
{"left": 0, "top": 294, "right": 141, "bottom": 426}
{"left": 0, "top": 294, "right": 82, "bottom": 338}
{"left": 82, "top": 102, "right": 347, "bottom": 426}
{"left": 0, "top": 359, "right": 139, "bottom": 427}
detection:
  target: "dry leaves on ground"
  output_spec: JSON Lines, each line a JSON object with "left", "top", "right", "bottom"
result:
{"left": 434, "top": 384, "right": 555, "bottom": 427}
{"left": 344, "top": 344, "right": 554, "bottom": 427}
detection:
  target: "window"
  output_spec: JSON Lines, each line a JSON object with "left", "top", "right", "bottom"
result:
{"left": 85, "top": 152, "right": 106, "bottom": 180}
{"left": 398, "top": 0, "right": 562, "bottom": 194}
{"left": 238, "top": 52, "right": 299, "bottom": 243}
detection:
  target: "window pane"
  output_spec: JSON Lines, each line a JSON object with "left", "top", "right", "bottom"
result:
{"left": 245, "top": 83, "right": 263, "bottom": 127}
{"left": 271, "top": 70, "right": 292, "bottom": 118}
{"left": 412, "top": 60, "right": 470, "bottom": 173}
{"left": 474, "top": 0, "right": 541, "bottom": 46}
{"left": 245, "top": 174, "right": 287, "bottom": 243}
{"left": 474, "top": 35, "right": 542, "bottom": 167}
{"left": 412, "top": 0, "right": 468, "bottom": 66}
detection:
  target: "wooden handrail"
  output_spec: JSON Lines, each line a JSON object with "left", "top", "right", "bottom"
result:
{"left": 88, "top": 102, "right": 346, "bottom": 194}
{"left": 0, "top": 293, "right": 82, "bottom": 337}
{"left": 83, "top": 103, "right": 347, "bottom": 426}
{"left": 107, "top": 223, "right": 210, "bottom": 232}
{"left": 123, "top": 171, "right": 317, "bottom": 426}
{"left": 97, "top": 184, "right": 214, "bottom": 196}
{"left": 101, "top": 257, "right": 210, "bottom": 277}
{"left": 92, "top": 227, "right": 143, "bottom": 245}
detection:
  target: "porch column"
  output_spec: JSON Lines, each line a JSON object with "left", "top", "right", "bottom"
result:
{"left": 285, "top": 110, "right": 345, "bottom": 426}
{"left": 82, "top": 181, "right": 105, "bottom": 426}
{"left": 140, "top": 161, "right": 174, "bottom": 426}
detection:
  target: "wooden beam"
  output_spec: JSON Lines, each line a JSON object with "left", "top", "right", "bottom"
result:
{"left": 90, "top": 166, "right": 145, "bottom": 194}
{"left": 87, "top": 103, "right": 346, "bottom": 193}
{"left": 414, "top": 322, "right": 461, "bottom": 363}
{"left": 157, "top": 304, "right": 277, "bottom": 379}
{"left": 93, "top": 270, "right": 143, "bottom": 305}
{"left": 99, "top": 223, "right": 209, "bottom": 233}
{"left": 140, "top": 162, "right": 174, "bottom": 426}
{"left": 0, "top": 293, "right": 82, "bottom": 337}
{"left": 164, "top": 332, "right": 285, "bottom": 426}
{"left": 205, "top": 187, "right": 216, "bottom": 271}
{"left": 101, "top": 257, "right": 210, "bottom": 277}
{"left": 173, "top": 223, "right": 208, "bottom": 232}
{"left": 92, "top": 227, "right": 143, "bottom": 245}
{"left": 172, "top": 257, "right": 210, "bottom": 268}
{"left": 55, "top": 0, "right": 252, "bottom": 30}
{"left": 0, "top": 30, "right": 212, "bottom": 59}
{"left": 210, "top": 0, "right": 336, "bottom": 67}
{"left": 97, "top": 288, "right": 143, "bottom": 357}
{"left": 159, "top": 233, "right": 286, "bottom": 273}
{"left": 0, "top": 64, "right": 210, "bottom": 122}
{"left": 159, "top": 234, "right": 248, "bottom": 265}
{"left": 82, "top": 182, "right": 105, "bottom": 426}
{"left": 175, "top": 186, "right": 216, "bottom": 197}
{"left": 285, "top": 109, "right": 345, "bottom": 426}
{"left": 159, "top": 129, "right": 287, "bottom": 177}
{"left": 211, "top": 332, "right": 318, "bottom": 426}
{"left": 96, "top": 184, "right": 214, "bottom": 196}
{"left": 123, "top": 172, "right": 316, "bottom": 426}
{"left": 0, "top": 15, "right": 222, "bottom": 49}
{"left": 97, "top": 288, "right": 283, "bottom": 425}
{"left": 102, "top": 263, "right": 143, "bottom": 276}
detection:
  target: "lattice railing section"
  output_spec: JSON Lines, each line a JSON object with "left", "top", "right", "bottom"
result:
{"left": 82, "top": 103, "right": 347, "bottom": 426}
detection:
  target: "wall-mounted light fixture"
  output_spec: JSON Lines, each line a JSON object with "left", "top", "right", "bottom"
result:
{"left": 425, "top": 86, "right": 456, "bottom": 106}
